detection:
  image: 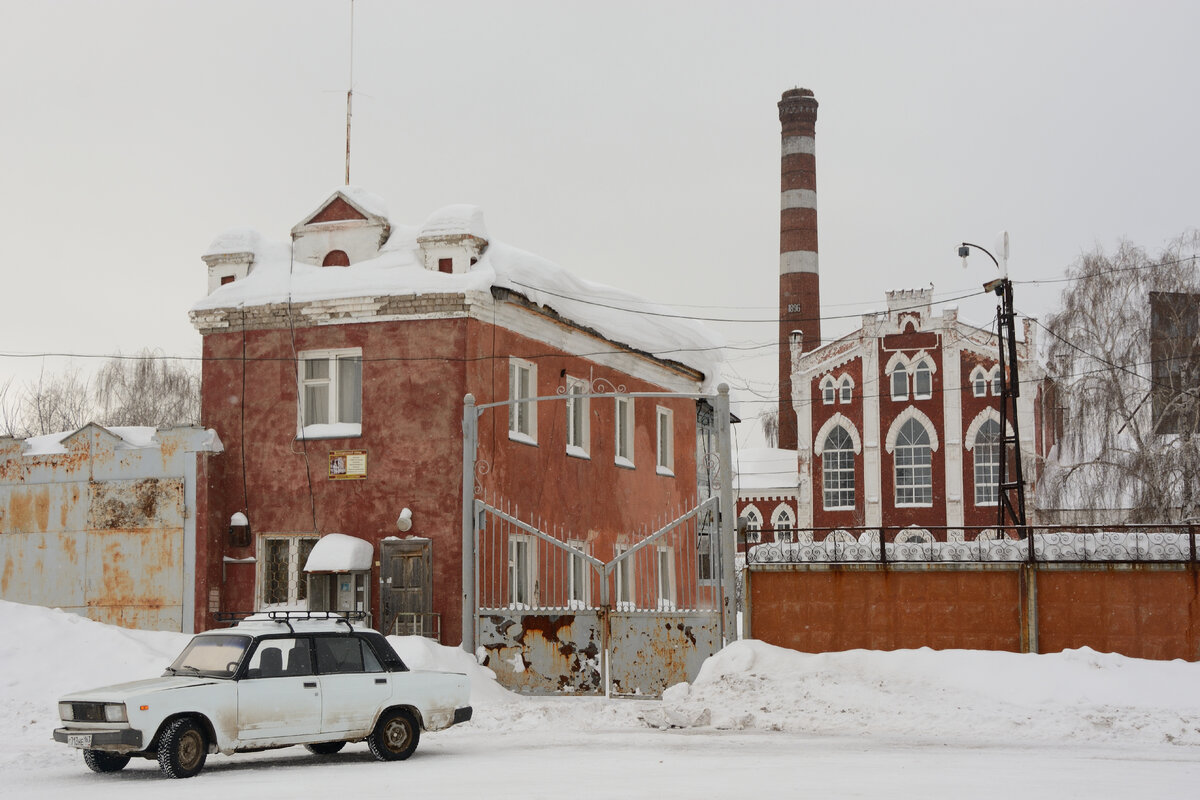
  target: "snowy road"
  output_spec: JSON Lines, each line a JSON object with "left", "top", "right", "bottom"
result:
{"left": 9, "top": 723, "right": 1200, "bottom": 799}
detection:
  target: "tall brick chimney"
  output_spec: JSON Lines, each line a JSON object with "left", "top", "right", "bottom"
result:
{"left": 777, "top": 88, "right": 821, "bottom": 451}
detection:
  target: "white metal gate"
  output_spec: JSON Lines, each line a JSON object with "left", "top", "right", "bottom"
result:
{"left": 474, "top": 496, "right": 723, "bottom": 696}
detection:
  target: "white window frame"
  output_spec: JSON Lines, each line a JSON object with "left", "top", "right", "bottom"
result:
{"left": 258, "top": 534, "right": 320, "bottom": 609}
{"left": 615, "top": 396, "right": 635, "bottom": 468}
{"left": 615, "top": 545, "right": 635, "bottom": 609}
{"left": 894, "top": 418, "right": 934, "bottom": 507}
{"left": 565, "top": 376, "right": 589, "bottom": 459}
{"left": 772, "top": 506, "right": 795, "bottom": 543}
{"left": 822, "top": 425, "right": 856, "bottom": 510}
{"left": 742, "top": 508, "right": 762, "bottom": 543}
{"left": 820, "top": 376, "right": 836, "bottom": 405}
{"left": 568, "top": 540, "right": 590, "bottom": 608}
{"left": 973, "top": 419, "right": 1002, "bottom": 506}
{"left": 655, "top": 546, "right": 676, "bottom": 610}
{"left": 508, "top": 358, "right": 538, "bottom": 445}
{"left": 890, "top": 364, "right": 909, "bottom": 401}
{"left": 913, "top": 359, "right": 932, "bottom": 400}
{"left": 298, "top": 348, "right": 362, "bottom": 439}
{"left": 839, "top": 377, "right": 853, "bottom": 404}
{"left": 508, "top": 534, "right": 537, "bottom": 608}
{"left": 991, "top": 367, "right": 1002, "bottom": 397}
{"left": 970, "top": 366, "right": 989, "bottom": 398}
{"left": 656, "top": 406, "right": 674, "bottom": 476}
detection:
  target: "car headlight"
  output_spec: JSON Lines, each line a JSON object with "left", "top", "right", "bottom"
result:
{"left": 59, "top": 702, "right": 74, "bottom": 722}
{"left": 103, "top": 703, "right": 128, "bottom": 723}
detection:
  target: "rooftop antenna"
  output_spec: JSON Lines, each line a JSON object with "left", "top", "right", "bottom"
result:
{"left": 344, "top": 0, "right": 355, "bottom": 185}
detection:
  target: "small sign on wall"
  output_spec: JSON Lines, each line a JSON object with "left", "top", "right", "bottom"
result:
{"left": 329, "top": 450, "right": 367, "bottom": 480}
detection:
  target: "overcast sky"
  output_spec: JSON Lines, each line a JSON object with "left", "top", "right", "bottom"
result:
{"left": 2, "top": 0, "right": 1198, "bottom": 447}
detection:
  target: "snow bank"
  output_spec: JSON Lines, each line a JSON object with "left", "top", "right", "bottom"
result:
{"left": 652, "top": 639, "right": 1200, "bottom": 746}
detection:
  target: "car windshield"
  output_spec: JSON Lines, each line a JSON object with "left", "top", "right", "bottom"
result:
{"left": 166, "top": 634, "right": 252, "bottom": 678}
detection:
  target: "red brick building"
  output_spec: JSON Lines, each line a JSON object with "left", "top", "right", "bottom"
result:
{"left": 772, "top": 89, "right": 1051, "bottom": 539}
{"left": 190, "top": 188, "right": 722, "bottom": 641}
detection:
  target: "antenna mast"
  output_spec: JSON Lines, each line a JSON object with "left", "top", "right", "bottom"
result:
{"left": 344, "top": 0, "right": 354, "bottom": 185}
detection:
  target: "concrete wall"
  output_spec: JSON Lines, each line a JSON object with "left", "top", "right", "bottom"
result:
{"left": 748, "top": 562, "right": 1200, "bottom": 661}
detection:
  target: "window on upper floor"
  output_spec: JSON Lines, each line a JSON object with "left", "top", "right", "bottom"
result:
{"left": 891, "top": 364, "right": 909, "bottom": 401}
{"left": 615, "top": 396, "right": 635, "bottom": 467}
{"left": 972, "top": 368, "right": 988, "bottom": 397}
{"left": 508, "top": 358, "right": 537, "bottom": 444}
{"left": 894, "top": 418, "right": 933, "bottom": 506}
{"left": 742, "top": 509, "right": 762, "bottom": 543}
{"left": 974, "top": 419, "right": 1002, "bottom": 505}
{"left": 822, "top": 426, "right": 856, "bottom": 510}
{"left": 992, "top": 369, "right": 1002, "bottom": 397}
{"left": 913, "top": 359, "right": 932, "bottom": 399}
{"left": 821, "top": 377, "right": 836, "bottom": 405}
{"left": 839, "top": 377, "right": 853, "bottom": 404}
{"left": 773, "top": 507, "right": 795, "bottom": 543}
{"left": 299, "top": 349, "right": 362, "bottom": 438}
{"left": 565, "top": 377, "right": 589, "bottom": 458}
{"left": 656, "top": 406, "right": 674, "bottom": 476}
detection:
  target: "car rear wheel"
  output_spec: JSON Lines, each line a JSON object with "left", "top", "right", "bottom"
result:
{"left": 367, "top": 709, "right": 420, "bottom": 761}
{"left": 83, "top": 749, "right": 130, "bottom": 773}
{"left": 156, "top": 717, "right": 207, "bottom": 779}
{"left": 304, "top": 741, "right": 346, "bottom": 755}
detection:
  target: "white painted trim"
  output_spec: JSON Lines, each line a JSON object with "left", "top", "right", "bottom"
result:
{"left": 884, "top": 407, "right": 940, "bottom": 453}
{"left": 963, "top": 407, "right": 1013, "bottom": 450}
{"left": 780, "top": 251, "right": 819, "bottom": 275}
{"left": 813, "top": 413, "right": 862, "bottom": 456}
{"left": 781, "top": 189, "right": 818, "bottom": 210}
{"left": 782, "top": 135, "right": 815, "bottom": 156}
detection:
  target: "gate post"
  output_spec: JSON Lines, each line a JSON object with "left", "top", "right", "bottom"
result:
{"left": 462, "top": 394, "right": 478, "bottom": 653}
{"left": 716, "top": 384, "right": 738, "bottom": 645}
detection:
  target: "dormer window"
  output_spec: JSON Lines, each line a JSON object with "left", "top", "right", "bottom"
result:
{"left": 322, "top": 250, "right": 350, "bottom": 267}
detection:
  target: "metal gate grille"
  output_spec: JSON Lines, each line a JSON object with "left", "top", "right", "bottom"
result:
{"left": 474, "top": 496, "right": 722, "bottom": 696}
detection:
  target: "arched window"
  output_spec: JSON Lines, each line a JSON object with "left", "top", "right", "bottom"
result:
{"left": 839, "top": 377, "right": 853, "bottom": 404}
{"left": 772, "top": 507, "right": 794, "bottom": 543}
{"left": 894, "top": 419, "right": 932, "bottom": 506}
{"left": 974, "top": 419, "right": 1001, "bottom": 505}
{"left": 742, "top": 509, "right": 761, "bottom": 543}
{"left": 991, "top": 368, "right": 1002, "bottom": 396}
{"left": 822, "top": 426, "right": 856, "bottom": 510}
{"left": 971, "top": 367, "right": 988, "bottom": 397}
{"left": 890, "top": 363, "right": 909, "bottom": 401}
{"left": 820, "top": 376, "right": 836, "bottom": 405}
{"left": 322, "top": 250, "right": 350, "bottom": 267}
{"left": 913, "top": 360, "right": 932, "bottom": 399}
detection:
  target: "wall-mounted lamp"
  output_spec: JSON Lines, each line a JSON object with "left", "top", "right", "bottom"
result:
{"left": 229, "top": 512, "right": 251, "bottom": 548}
{"left": 396, "top": 507, "right": 413, "bottom": 533}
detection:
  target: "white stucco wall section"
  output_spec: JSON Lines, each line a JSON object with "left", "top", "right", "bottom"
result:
{"left": 861, "top": 323, "right": 883, "bottom": 526}
{"left": 942, "top": 323, "right": 965, "bottom": 527}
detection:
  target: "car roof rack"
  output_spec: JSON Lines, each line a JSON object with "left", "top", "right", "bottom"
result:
{"left": 213, "top": 610, "right": 366, "bottom": 633}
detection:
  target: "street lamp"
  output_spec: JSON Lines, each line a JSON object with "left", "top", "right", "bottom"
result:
{"left": 959, "top": 232, "right": 1030, "bottom": 549}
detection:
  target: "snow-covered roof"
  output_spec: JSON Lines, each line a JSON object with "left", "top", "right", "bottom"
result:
{"left": 303, "top": 533, "right": 374, "bottom": 573}
{"left": 203, "top": 227, "right": 261, "bottom": 258}
{"left": 734, "top": 447, "right": 799, "bottom": 492}
{"left": 10, "top": 425, "right": 215, "bottom": 457}
{"left": 418, "top": 204, "right": 488, "bottom": 241}
{"left": 193, "top": 192, "right": 724, "bottom": 386}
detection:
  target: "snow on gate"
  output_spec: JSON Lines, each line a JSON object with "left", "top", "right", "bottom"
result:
{"left": 473, "top": 497, "right": 723, "bottom": 696}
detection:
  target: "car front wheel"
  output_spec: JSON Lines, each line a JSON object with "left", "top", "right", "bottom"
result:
{"left": 83, "top": 749, "right": 130, "bottom": 773}
{"left": 367, "top": 709, "right": 420, "bottom": 761}
{"left": 157, "top": 717, "right": 208, "bottom": 779}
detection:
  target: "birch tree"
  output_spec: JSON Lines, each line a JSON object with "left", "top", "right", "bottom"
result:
{"left": 1041, "top": 232, "right": 1200, "bottom": 522}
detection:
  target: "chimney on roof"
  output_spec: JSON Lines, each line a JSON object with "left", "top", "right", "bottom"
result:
{"left": 777, "top": 87, "right": 820, "bottom": 451}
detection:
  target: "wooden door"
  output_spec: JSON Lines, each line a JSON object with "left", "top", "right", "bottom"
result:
{"left": 379, "top": 539, "right": 434, "bottom": 639}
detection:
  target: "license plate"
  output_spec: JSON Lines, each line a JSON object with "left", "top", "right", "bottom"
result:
{"left": 67, "top": 734, "right": 92, "bottom": 749}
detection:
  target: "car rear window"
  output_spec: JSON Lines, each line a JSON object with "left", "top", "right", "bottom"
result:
{"left": 315, "top": 637, "right": 383, "bottom": 674}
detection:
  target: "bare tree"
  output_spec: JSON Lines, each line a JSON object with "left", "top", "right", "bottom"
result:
{"left": 94, "top": 349, "right": 200, "bottom": 428}
{"left": 760, "top": 408, "right": 779, "bottom": 448}
{"left": 1041, "top": 231, "right": 1200, "bottom": 523}
{"left": 14, "top": 367, "right": 95, "bottom": 437}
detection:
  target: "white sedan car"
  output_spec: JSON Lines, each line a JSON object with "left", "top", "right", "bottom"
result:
{"left": 53, "top": 612, "right": 472, "bottom": 778}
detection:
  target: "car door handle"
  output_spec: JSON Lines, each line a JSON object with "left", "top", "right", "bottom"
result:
{"left": 304, "top": 682, "right": 317, "bottom": 688}
{"left": 375, "top": 678, "right": 387, "bottom": 685}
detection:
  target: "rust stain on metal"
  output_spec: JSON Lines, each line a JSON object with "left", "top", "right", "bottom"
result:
{"left": 87, "top": 478, "right": 183, "bottom": 530}
{"left": 33, "top": 488, "right": 49, "bottom": 532}
{"left": 1, "top": 556, "right": 11, "bottom": 593}
{"left": 8, "top": 492, "right": 31, "bottom": 532}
